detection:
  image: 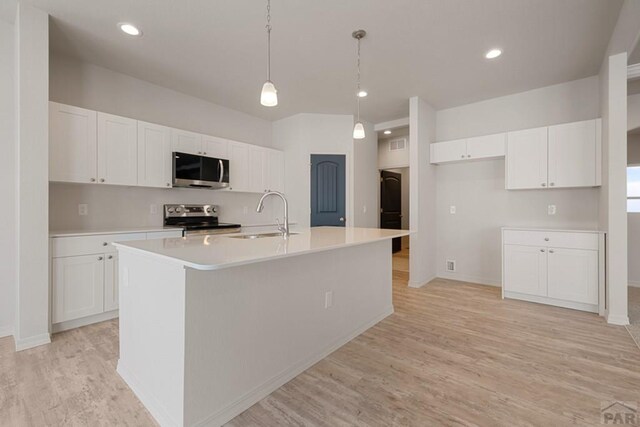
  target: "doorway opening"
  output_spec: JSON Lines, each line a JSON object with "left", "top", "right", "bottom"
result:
{"left": 310, "top": 154, "right": 346, "bottom": 227}
{"left": 627, "top": 127, "right": 640, "bottom": 342}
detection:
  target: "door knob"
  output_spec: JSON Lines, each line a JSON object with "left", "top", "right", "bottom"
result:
{"left": 339, "top": 217, "right": 345, "bottom": 222}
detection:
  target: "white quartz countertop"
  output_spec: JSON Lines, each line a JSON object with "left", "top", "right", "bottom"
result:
{"left": 49, "top": 226, "right": 184, "bottom": 238}
{"left": 113, "top": 227, "right": 410, "bottom": 271}
{"left": 501, "top": 227, "right": 604, "bottom": 234}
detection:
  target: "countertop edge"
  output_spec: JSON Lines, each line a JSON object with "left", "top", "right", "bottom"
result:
{"left": 113, "top": 229, "right": 411, "bottom": 271}
{"left": 501, "top": 227, "right": 604, "bottom": 234}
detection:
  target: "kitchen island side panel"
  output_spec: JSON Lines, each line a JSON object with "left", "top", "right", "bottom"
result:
{"left": 183, "top": 239, "right": 393, "bottom": 426}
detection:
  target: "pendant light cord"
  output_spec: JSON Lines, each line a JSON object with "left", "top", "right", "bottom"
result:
{"left": 266, "top": 0, "right": 272, "bottom": 82}
{"left": 356, "top": 36, "right": 361, "bottom": 122}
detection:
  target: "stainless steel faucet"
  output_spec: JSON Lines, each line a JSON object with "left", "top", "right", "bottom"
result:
{"left": 256, "top": 191, "right": 290, "bottom": 237}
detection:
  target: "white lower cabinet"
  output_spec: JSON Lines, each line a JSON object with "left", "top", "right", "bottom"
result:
{"left": 502, "top": 228, "right": 603, "bottom": 313}
{"left": 51, "top": 229, "right": 183, "bottom": 331}
{"left": 52, "top": 254, "right": 105, "bottom": 323}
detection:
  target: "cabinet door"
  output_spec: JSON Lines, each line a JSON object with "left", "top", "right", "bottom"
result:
{"left": 430, "top": 139, "right": 467, "bottom": 164}
{"left": 506, "top": 127, "right": 548, "bottom": 190}
{"left": 503, "top": 244, "right": 547, "bottom": 297}
{"left": 547, "top": 248, "right": 598, "bottom": 305}
{"left": 266, "top": 150, "right": 285, "bottom": 193}
{"left": 228, "top": 142, "right": 250, "bottom": 192}
{"left": 137, "top": 121, "right": 172, "bottom": 188}
{"left": 171, "top": 128, "right": 202, "bottom": 155}
{"left": 97, "top": 112, "right": 138, "bottom": 186}
{"left": 104, "top": 254, "right": 118, "bottom": 312}
{"left": 201, "top": 135, "right": 229, "bottom": 159}
{"left": 249, "top": 147, "right": 267, "bottom": 193}
{"left": 49, "top": 102, "right": 98, "bottom": 184}
{"left": 466, "top": 133, "right": 506, "bottom": 160}
{"left": 52, "top": 255, "right": 105, "bottom": 323}
{"left": 548, "top": 119, "right": 596, "bottom": 188}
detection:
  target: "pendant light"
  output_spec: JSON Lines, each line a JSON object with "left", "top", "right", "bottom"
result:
{"left": 352, "top": 30, "right": 366, "bottom": 139}
{"left": 260, "top": 0, "right": 278, "bottom": 106}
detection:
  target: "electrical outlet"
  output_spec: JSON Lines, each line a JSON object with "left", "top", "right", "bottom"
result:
{"left": 324, "top": 291, "right": 333, "bottom": 309}
{"left": 450, "top": 205, "right": 456, "bottom": 214}
{"left": 149, "top": 204, "right": 158, "bottom": 215}
{"left": 548, "top": 205, "right": 557, "bottom": 215}
{"left": 446, "top": 259, "right": 456, "bottom": 272}
{"left": 78, "top": 204, "right": 88, "bottom": 216}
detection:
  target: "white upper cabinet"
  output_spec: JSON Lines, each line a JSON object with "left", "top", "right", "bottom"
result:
{"left": 171, "top": 128, "right": 202, "bottom": 155}
{"left": 466, "top": 133, "right": 506, "bottom": 160}
{"left": 430, "top": 133, "right": 505, "bottom": 164}
{"left": 49, "top": 102, "right": 98, "bottom": 184}
{"left": 97, "top": 112, "right": 138, "bottom": 186}
{"left": 249, "top": 147, "right": 267, "bottom": 193}
{"left": 506, "top": 119, "right": 601, "bottom": 190}
{"left": 137, "top": 121, "right": 172, "bottom": 188}
{"left": 430, "top": 139, "right": 467, "bottom": 163}
{"left": 506, "top": 127, "right": 548, "bottom": 190}
{"left": 201, "top": 135, "right": 229, "bottom": 159}
{"left": 548, "top": 119, "right": 598, "bottom": 188}
{"left": 228, "top": 142, "right": 250, "bottom": 192}
{"left": 266, "top": 149, "right": 285, "bottom": 193}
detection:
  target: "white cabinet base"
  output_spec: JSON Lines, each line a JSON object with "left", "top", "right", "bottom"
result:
{"left": 52, "top": 310, "right": 119, "bottom": 333}
{"left": 503, "top": 291, "right": 598, "bottom": 313}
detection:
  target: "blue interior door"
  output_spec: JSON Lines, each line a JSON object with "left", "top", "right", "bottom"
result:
{"left": 311, "top": 154, "right": 346, "bottom": 227}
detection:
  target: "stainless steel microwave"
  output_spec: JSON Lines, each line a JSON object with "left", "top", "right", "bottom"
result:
{"left": 173, "top": 152, "right": 230, "bottom": 189}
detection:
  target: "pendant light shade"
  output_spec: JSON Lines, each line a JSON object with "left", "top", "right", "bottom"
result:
{"left": 353, "top": 121, "right": 366, "bottom": 139}
{"left": 352, "top": 30, "right": 366, "bottom": 140}
{"left": 261, "top": 80, "right": 278, "bottom": 107}
{"left": 260, "top": 0, "right": 278, "bottom": 107}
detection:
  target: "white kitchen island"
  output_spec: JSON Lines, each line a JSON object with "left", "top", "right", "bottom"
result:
{"left": 113, "top": 227, "right": 409, "bottom": 427}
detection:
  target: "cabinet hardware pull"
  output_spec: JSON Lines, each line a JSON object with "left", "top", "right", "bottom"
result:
{"left": 540, "top": 249, "right": 545, "bottom": 252}
{"left": 90, "top": 178, "right": 96, "bottom": 182}
{"left": 203, "top": 152, "right": 207, "bottom": 155}
{"left": 98, "top": 256, "right": 103, "bottom": 260}
{"left": 541, "top": 183, "right": 546, "bottom": 187}
{"left": 103, "top": 242, "right": 108, "bottom": 246}
{"left": 549, "top": 250, "right": 555, "bottom": 254}
{"left": 108, "top": 255, "right": 113, "bottom": 259}
{"left": 100, "top": 178, "right": 105, "bottom": 183}
{"left": 460, "top": 155, "right": 465, "bottom": 158}
{"left": 467, "top": 155, "right": 471, "bottom": 158}
{"left": 544, "top": 237, "right": 549, "bottom": 241}
{"left": 549, "top": 182, "right": 555, "bottom": 187}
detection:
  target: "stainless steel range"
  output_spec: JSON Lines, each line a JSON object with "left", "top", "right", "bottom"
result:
{"left": 164, "top": 204, "right": 241, "bottom": 235}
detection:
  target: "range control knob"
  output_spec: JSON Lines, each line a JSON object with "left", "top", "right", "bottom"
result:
{"left": 176, "top": 207, "right": 183, "bottom": 213}
{"left": 167, "top": 207, "right": 174, "bottom": 213}
{"left": 206, "top": 207, "right": 212, "bottom": 213}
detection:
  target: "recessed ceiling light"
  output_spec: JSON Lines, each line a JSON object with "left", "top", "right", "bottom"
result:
{"left": 119, "top": 23, "right": 142, "bottom": 36}
{"left": 384, "top": 130, "right": 392, "bottom": 135}
{"left": 357, "top": 90, "right": 368, "bottom": 98}
{"left": 485, "top": 48, "right": 502, "bottom": 59}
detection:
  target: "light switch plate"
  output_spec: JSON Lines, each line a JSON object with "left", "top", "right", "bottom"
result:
{"left": 548, "top": 205, "right": 557, "bottom": 215}
{"left": 450, "top": 206, "right": 456, "bottom": 214}
{"left": 78, "top": 204, "right": 88, "bottom": 216}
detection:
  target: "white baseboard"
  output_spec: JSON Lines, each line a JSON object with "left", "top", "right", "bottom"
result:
{"left": 196, "top": 306, "right": 395, "bottom": 427}
{"left": 117, "top": 363, "right": 180, "bottom": 427}
{"left": 607, "top": 313, "right": 630, "bottom": 326}
{"left": 0, "top": 325, "right": 13, "bottom": 339}
{"left": 408, "top": 275, "right": 436, "bottom": 288}
{"left": 629, "top": 281, "right": 640, "bottom": 288}
{"left": 52, "top": 310, "right": 118, "bottom": 333}
{"left": 15, "top": 333, "right": 51, "bottom": 351}
{"left": 436, "top": 272, "right": 501, "bottom": 287}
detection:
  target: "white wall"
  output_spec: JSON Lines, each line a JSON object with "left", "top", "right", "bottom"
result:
{"left": 434, "top": 77, "right": 601, "bottom": 285}
{"left": 0, "top": 18, "right": 15, "bottom": 337}
{"left": 409, "top": 97, "right": 438, "bottom": 287}
{"left": 14, "top": 3, "right": 50, "bottom": 350}
{"left": 436, "top": 76, "right": 600, "bottom": 141}
{"left": 629, "top": 133, "right": 640, "bottom": 286}
{"left": 378, "top": 130, "right": 410, "bottom": 169}
{"left": 353, "top": 121, "right": 379, "bottom": 227}
{"left": 272, "top": 113, "right": 355, "bottom": 228}
{"left": 49, "top": 54, "right": 272, "bottom": 147}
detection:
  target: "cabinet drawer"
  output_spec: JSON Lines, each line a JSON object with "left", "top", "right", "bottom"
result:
{"left": 503, "top": 230, "right": 598, "bottom": 250}
{"left": 51, "top": 232, "right": 147, "bottom": 257}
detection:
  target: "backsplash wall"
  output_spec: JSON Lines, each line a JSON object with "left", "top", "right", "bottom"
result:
{"left": 49, "top": 183, "right": 281, "bottom": 231}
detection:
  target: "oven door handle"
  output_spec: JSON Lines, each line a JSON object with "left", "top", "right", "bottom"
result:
{"left": 219, "top": 159, "right": 224, "bottom": 183}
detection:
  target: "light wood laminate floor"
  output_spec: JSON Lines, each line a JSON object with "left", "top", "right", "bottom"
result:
{"left": 2, "top": 248, "right": 639, "bottom": 426}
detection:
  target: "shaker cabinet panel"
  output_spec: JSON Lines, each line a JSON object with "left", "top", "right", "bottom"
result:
{"left": 506, "top": 127, "right": 548, "bottom": 190}
{"left": 430, "top": 139, "right": 467, "bottom": 163}
{"left": 52, "top": 255, "right": 105, "bottom": 323}
{"left": 503, "top": 244, "right": 547, "bottom": 297}
{"left": 97, "top": 112, "right": 138, "bottom": 186}
{"left": 137, "top": 121, "right": 172, "bottom": 188}
{"left": 548, "top": 120, "right": 597, "bottom": 188}
{"left": 49, "top": 102, "right": 98, "bottom": 184}
{"left": 547, "top": 248, "right": 598, "bottom": 305}
{"left": 171, "top": 129, "right": 202, "bottom": 155}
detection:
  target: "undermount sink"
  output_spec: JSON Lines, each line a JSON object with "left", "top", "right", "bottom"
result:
{"left": 228, "top": 232, "right": 299, "bottom": 240}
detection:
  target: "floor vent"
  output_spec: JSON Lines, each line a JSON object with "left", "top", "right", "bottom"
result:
{"left": 446, "top": 259, "right": 456, "bottom": 272}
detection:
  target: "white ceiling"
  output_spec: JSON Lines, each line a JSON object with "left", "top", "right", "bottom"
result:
{"left": 24, "top": 0, "right": 623, "bottom": 123}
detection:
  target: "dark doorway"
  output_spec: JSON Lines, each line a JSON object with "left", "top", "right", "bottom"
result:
{"left": 311, "top": 154, "right": 346, "bottom": 227}
{"left": 380, "top": 170, "right": 402, "bottom": 252}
